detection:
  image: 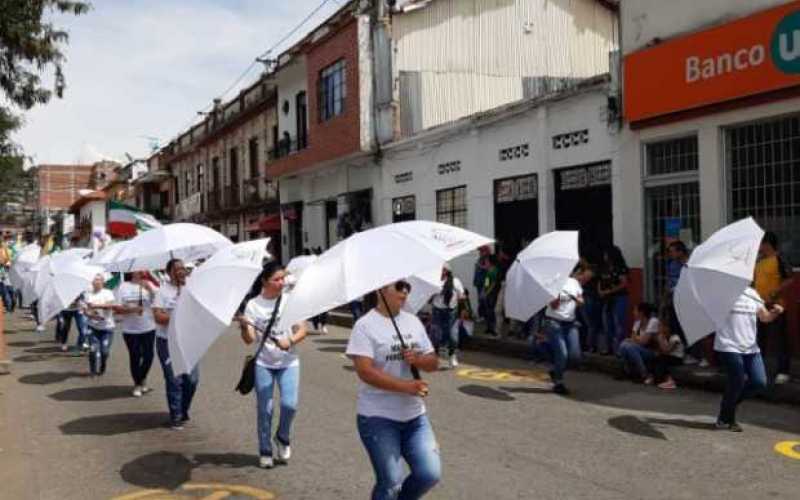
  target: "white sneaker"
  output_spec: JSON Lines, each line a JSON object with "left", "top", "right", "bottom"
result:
{"left": 259, "top": 455, "right": 274, "bottom": 469}
{"left": 60, "top": 344, "right": 68, "bottom": 352}
{"left": 683, "top": 355, "right": 699, "bottom": 365}
{"left": 449, "top": 354, "right": 459, "bottom": 368}
{"left": 35, "top": 325, "right": 45, "bottom": 332}
{"left": 274, "top": 439, "right": 291, "bottom": 463}
{"left": 141, "top": 385, "right": 153, "bottom": 394}
{"left": 132, "top": 386, "right": 143, "bottom": 397}
{"left": 699, "top": 359, "right": 710, "bottom": 368}
{"left": 775, "top": 373, "right": 791, "bottom": 385}
{"left": 322, "top": 326, "right": 329, "bottom": 334}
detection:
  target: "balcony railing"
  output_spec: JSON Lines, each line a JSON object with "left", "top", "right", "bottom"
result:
{"left": 268, "top": 134, "right": 308, "bottom": 160}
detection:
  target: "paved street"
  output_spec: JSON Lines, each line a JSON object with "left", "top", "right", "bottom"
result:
{"left": 1, "top": 311, "right": 798, "bottom": 500}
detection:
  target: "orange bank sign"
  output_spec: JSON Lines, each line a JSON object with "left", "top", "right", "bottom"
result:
{"left": 624, "top": 0, "right": 800, "bottom": 123}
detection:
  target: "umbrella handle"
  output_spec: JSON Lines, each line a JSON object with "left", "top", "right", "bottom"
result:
{"left": 378, "top": 290, "right": 421, "bottom": 381}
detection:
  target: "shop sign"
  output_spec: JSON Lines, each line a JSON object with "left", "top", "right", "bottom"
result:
{"left": 495, "top": 175, "right": 538, "bottom": 203}
{"left": 560, "top": 163, "right": 610, "bottom": 191}
{"left": 624, "top": 0, "right": 800, "bottom": 123}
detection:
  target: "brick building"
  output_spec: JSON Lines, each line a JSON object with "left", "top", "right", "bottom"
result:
{"left": 36, "top": 164, "right": 92, "bottom": 211}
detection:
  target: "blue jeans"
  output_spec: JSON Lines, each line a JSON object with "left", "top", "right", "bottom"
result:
{"left": 156, "top": 337, "right": 199, "bottom": 424}
{"left": 255, "top": 363, "right": 300, "bottom": 456}
{"left": 431, "top": 307, "right": 456, "bottom": 354}
{"left": 56, "top": 310, "right": 88, "bottom": 348}
{"left": 602, "top": 295, "right": 628, "bottom": 354}
{"left": 544, "top": 318, "right": 581, "bottom": 384}
{"left": 581, "top": 295, "right": 603, "bottom": 351}
{"left": 717, "top": 351, "right": 768, "bottom": 425}
{"left": 88, "top": 327, "right": 113, "bottom": 375}
{"left": 618, "top": 341, "right": 656, "bottom": 379}
{"left": 123, "top": 331, "right": 155, "bottom": 386}
{"left": 350, "top": 300, "right": 364, "bottom": 322}
{"left": 0, "top": 282, "right": 13, "bottom": 312}
{"left": 357, "top": 414, "right": 441, "bottom": 500}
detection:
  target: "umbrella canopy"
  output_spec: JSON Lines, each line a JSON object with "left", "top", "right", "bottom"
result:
{"left": 675, "top": 217, "right": 764, "bottom": 346}
{"left": 286, "top": 255, "right": 318, "bottom": 278}
{"left": 504, "top": 231, "right": 580, "bottom": 321}
{"left": 106, "top": 223, "right": 232, "bottom": 272}
{"left": 277, "top": 221, "right": 493, "bottom": 331}
{"left": 404, "top": 267, "right": 443, "bottom": 313}
{"left": 168, "top": 238, "right": 270, "bottom": 375}
{"left": 37, "top": 260, "right": 103, "bottom": 323}
{"left": 9, "top": 243, "right": 40, "bottom": 290}
{"left": 31, "top": 249, "right": 92, "bottom": 302}
{"left": 89, "top": 240, "right": 130, "bottom": 268}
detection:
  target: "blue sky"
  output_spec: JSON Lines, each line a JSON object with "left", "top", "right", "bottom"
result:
{"left": 12, "top": 0, "right": 345, "bottom": 165}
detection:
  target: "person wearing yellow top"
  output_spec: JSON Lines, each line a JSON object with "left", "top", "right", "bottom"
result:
{"left": 753, "top": 232, "right": 794, "bottom": 384}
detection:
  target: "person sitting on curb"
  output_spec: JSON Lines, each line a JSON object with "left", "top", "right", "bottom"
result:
{"left": 618, "top": 303, "right": 659, "bottom": 383}
{"left": 652, "top": 321, "right": 684, "bottom": 390}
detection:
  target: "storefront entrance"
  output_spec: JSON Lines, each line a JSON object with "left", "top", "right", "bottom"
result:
{"left": 554, "top": 162, "right": 613, "bottom": 258}
{"left": 493, "top": 174, "right": 539, "bottom": 257}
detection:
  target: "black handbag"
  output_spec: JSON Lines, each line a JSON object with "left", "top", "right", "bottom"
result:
{"left": 235, "top": 294, "right": 282, "bottom": 395}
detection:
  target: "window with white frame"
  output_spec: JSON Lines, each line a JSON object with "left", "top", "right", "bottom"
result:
{"left": 436, "top": 186, "right": 467, "bottom": 229}
{"left": 726, "top": 115, "right": 800, "bottom": 264}
{"left": 318, "top": 59, "right": 346, "bottom": 122}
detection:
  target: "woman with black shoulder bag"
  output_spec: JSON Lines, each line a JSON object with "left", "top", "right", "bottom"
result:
{"left": 239, "top": 261, "right": 307, "bottom": 469}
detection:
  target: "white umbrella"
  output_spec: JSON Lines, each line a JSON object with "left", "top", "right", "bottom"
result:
{"left": 286, "top": 255, "right": 318, "bottom": 278}
{"left": 32, "top": 249, "right": 92, "bottom": 302}
{"left": 89, "top": 240, "right": 130, "bottom": 268}
{"left": 277, "top": 221, "right": 493, "bottom": 331}
{"left": 37, "top": 261, "right": 103, "bottom": 323}
{"left": 107, "top": 223, "right": 232, "bottom": 272}
{"left": 674, "top": 217, "right": 764, "bottom": 346}
{"left": 404, "top": 267, "right": 443, "bottom": 313}
{"left": 9, "top": 243, "right": 40, "bottom": 291}
{"left": 503, "top": 231, "right": 580, "bottom": 321}
{"left": 168, "top": 238, "right": 270, "bottom": 375}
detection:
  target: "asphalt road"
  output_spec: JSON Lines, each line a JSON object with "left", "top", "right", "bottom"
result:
{"left": 1, "top": 311, "right": 798, "bottom": 500}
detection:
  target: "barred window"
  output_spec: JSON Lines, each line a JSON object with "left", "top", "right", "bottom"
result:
{"left": 646, "top": 136, "right": 698, "bottom": 176}
{"left": 318, "top": 59, "right": 346, "bottom": 122}
{"left": 727, "top": 116, "right": 800, "bottom": 264}
{"left": 436, "top": 186, "right": 467, "bottom": 229}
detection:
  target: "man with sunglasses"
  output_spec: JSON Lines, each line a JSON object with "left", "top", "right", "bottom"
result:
{"left": 347, "top": 279, "right": 442, "bottom": 500}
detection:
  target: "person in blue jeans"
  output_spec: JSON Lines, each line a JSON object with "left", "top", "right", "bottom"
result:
{"left": 598, "top": 245, "right": 630, "bottom": 355}
{"left": 56, "top": 297, "right": 88, "bottom": 353}
{"left": 240, "top": 262, "right": 307, "bottom": 469}
{"left": 714, "top": 287, "right": 783, "bottom": 432}
{"left": 153, "top": 259, "right": 198, "bottom": 430}
{"left": 83, "top": 274, "right": 117, "bottom": 375}
{"left": 347, "top": 280, "right": 441, "bottom": 500}
{"left": 617, "top": 303, "right": 660, "bottom": 383}
{"left": 544, "top": 268, "right": 589, "bottom": 395}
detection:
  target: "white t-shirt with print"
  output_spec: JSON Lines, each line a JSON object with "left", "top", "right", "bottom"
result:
{"left": 431, "top": 277, "right": 465, "bottom": 310}
{"left": 152, "top": 282, "right": 180, "bottom": 339}
{"left": 243, "top": 294, "right": 298, "bottom": 369}
{"left": 346, "top": 309, "right": 434, "bottom": 422}
{"left": 545, "top": 278, "right": 583, "bottom": 322}
{"left": 85, "top": 288, "right": 116, "bottom": 331}
{"left": 715, "top": 287, "right": 763, "bottom": 354}
{"left": 115, "top": 282, "right": 156, "bottom": 334}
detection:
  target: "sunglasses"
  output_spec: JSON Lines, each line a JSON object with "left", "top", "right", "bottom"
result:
{"left": 394, "top": 280, "right": 412, "bottom": 293}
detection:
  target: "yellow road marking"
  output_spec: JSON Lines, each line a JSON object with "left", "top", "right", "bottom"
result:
{"left": 111, "top": 482, "right": 276, "bottom": 500}
{"left": 774, "top": 441, "right": 800, "bottom": 460}
{"left": 456, "top": 367, "right": 550, "bottom": 383}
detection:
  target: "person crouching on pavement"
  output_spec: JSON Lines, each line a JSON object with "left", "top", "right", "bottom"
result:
{"left": 153, "top": 259, "right": 197, "bottom": 430}
{"left": 346, "top": 280, "right": 442, "bottom": 500}
{"left": 83, "top": 274, "right": 117, "bottom": 376}
{"left": 240, "top": 261, "right": 307, "bottom": 469}
{"left": 545, "top": 267, "right": 590, "bottom": 395}
{"left": 714, "top": 286, "right": 783, "bottom": 432}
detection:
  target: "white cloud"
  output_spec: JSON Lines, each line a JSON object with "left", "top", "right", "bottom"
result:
{"left": 12, "top": 0, "right": 344, "bottom": 164}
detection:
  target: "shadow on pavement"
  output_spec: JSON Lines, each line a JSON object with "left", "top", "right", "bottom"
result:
{"left": 7, "top": 341, "right": 37, "bottom": 347}
{"left": 499, "top": 386, "right": 552, "bottom": 395}
{"left": 313, "top": 338, "right": 349, "bottom": 345}
{"left": 458, "top": 384, "right": 515, "bottom": 401}
{"left": 18, "top": 371, "right": 87, "bottom": 385}
{"left": 608, "top": 415, "right": 717, "bottom": 441}
{"left": 24, "top": 346, "right": 65, "bottom": 354}
{"left": 318, "top": 346, "right": 346, "bottom": 353}
{"left": 13, "top": 353, "right": 78, "bottom": 363}
{"left": 49, "top": 385, "right": 132, "bottom": 402}
{"left": 342, "top": 365, "right": 355, "bottom": 372}
{"left": 120, "top": 451, "right": 259, "bottom": 490}
{"left": 59, "top": 412, "right": 166, "bottom": 436}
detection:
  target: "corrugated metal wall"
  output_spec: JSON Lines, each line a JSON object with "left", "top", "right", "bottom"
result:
{"left": 394, "top": 0, "right": 617, "bottom": 135}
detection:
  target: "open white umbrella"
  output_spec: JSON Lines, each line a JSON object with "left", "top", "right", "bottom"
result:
{"left": 168, "top": 238, "right": 270, "bottom": 375}
{"left": 31, "top": 249, "right": 92, "bottom": 302}
{"left": 9, "top": 243, "right": 40, "bottom": 294}
{"left": 107, "top": 223, "right": 232, "bottom": 272}
{"left": 504, "top": 231, "right": 580, "bottom": 321}
{"left": 277, "top": 221, "right": 492, "bottom": 331}
{"left": 89, "top": 240, "right": 130, "bottom": 269}
{"left": 674, "top": 217, "right": 764, "bottom": 346}
{"left": 37, "top": 260, "right": 103, "bottom": 323}
{"left": 404, "top": 267, "right": 443, "bottom": 313}
{"left": 286, "top": 255, "right": 318, "bottom": 278}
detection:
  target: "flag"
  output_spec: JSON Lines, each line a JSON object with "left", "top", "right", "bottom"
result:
{"left": 108, "top": 201, "right": 160, "bottom": 238}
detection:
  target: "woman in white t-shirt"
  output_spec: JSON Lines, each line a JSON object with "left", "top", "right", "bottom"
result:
{"left": 346, "top": 280, "right": 441, "bottom": 500}
{"left": 83, "top": 273, "right": 117, "bottom": 376}
{"left": 617, "top": 302, "right": 660, "bottom": 383}
{"left": 714, "top": 287, "right": 783, "bottom": 432}
{"left": 114, "top": 271, "right": 158, "bottom": 397}
{"left": 240, "top": 262, "right": 307, "bottom": 470}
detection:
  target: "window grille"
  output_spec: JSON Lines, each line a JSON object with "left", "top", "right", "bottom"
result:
{"left": 646, "top": 136, "right": 698, "bottom": 176}
{"left": 318, "top": 60, "right": 346, "bottom": 122}
{"left": 436, "top": 186, "right": 467, "bottom": 229}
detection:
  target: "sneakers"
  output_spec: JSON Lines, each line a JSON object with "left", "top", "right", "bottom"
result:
{"left": 132, "top": 386, "right": 143, "bottom": 397}
{"left": 658, "top": 380, "right": 677, "bottom": 390}
{"left": 35, "top": 325, "right": 45, "bottom": 332}
{"left": 643, "top": 376, "right": 654, "bottom": 385}
{"left": 715, "top": 420, "right": 743, "bottom": 432}
{"left": 775, "top": 373, "right": 791, "bottom": 385}
{"left": 141, "top": 385, "right": 153, "bottom": 394}
{"left": 259, "top": 455, "right": 274, "bottom": 469}
{"left": 274, "top": 439, "right": 291, "bottom": 463}
{"left": 322, "top": 326, "right": 329, "bottom": 334}
{"left": 170, "top": 422, "right": 184, "bottom": 431}
{"left": 449, "top": 354, "right": 459, "bottom": 368}
{"left": 60, "top": 344, "right": 69, "bottom": 352}
{"left": 683, "top": 354, "right": 700, "bottom": 365}
{"left": 698, "top": 359, "right": 710, "bottom": 368}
